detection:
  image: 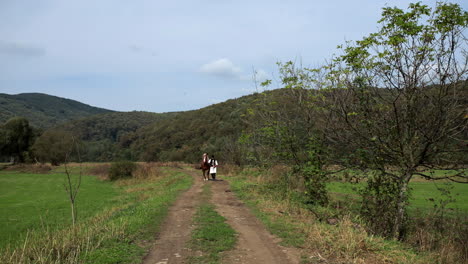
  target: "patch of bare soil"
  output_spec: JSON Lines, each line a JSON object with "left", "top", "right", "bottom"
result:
{"left": 210, "top": 179, "right": 301, "bottom": 264}
{"left": 142, "top": 169, "right": 204, "bottom": 264}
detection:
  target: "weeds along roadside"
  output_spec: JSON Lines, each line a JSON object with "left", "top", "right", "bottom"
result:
{"left": 187, "top": 182, "right": 237, "bottom": 264}
{"left": 0, "top": 164, "right": 192, "bottom": 264}
{"left": 226, "top": 167, "right": 439, "bottom": 264}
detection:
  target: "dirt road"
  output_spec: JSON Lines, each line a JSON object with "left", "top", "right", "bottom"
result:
{"left": 142, "top": 170, "right": 203, "bottom": 264}
{"left": 142, "top": 169, "right": 300, "bottom": 264}
{"left": 211, "top": 179, "right": 300, "bottom": 264}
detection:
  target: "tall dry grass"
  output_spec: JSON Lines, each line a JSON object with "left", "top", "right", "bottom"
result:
{"left": 133, "top": 162, "right": 162, "bottom": 179}
{"left": 86, "top": 163, "right": 110, "bottom": 179}
{"left": 406, "top": 213, "right": 468, "bottom": 263}
{"left": 2, "top": 163, "right": 52, "bottom": 173}
{"left": 220, "top": 164, "right": 243, "bottom": 176}
{"left": 153, "top": 161, "right": 184, "bottom": 169}
{"left": 231, "top": 169, "right": 435, "bottom": 264}
{"left": 86, "top": 162, "right": 165, "bottom": 180}
{"left": 251, "top": 190, "right": 420, "bottom": 263}
{"left": 0, "top": 204, "right": 130, "bottom": 264}
{"left": 241, "top": 167, "right": 468, "bottom": 263}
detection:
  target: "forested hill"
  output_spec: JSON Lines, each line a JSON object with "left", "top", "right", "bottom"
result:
{"left": 0, "top": 93, "right": 112, "bottom": 129}
{"left": 55, "top": 111, "right": 179, "bottom": 161}
{"left": 125, "top": 93, "right": 262, "bottom": 163}
{"left": 53, "top": 90, "right": 282, "bottom": 162}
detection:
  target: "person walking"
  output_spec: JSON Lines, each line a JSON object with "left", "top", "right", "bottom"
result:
{"left": 209, "top": 155, "right": 218, "bottom": 180}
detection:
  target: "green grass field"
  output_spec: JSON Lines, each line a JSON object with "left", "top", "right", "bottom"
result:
{"left": 326, "top": 180, "right": 468, "bottom": 213}
{"left": 0, "top": 171, "right": 118, "bottom": 248}
{"left": 0, "top": 166, "right": 192, "bottom": 264}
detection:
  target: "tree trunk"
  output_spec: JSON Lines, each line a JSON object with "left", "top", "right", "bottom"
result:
{"left": 393, "top": 172, "right": 411, "bottom": 239}
{"left": 71, "top": 201, "right": 76, "bottom": 227}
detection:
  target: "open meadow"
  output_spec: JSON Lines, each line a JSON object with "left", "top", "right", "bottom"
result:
{"left": 0, "top": 171, "right": 118, "bottom": 249}
{"left": 0, "top": 163, "right": 192, "bottom": 264}
{"left": 327, "top": 180, "right": 468, "bottom": 213}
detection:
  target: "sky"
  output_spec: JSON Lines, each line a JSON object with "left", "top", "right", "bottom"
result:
{"left": 1, "top": 0, "right": 467, "bottom": 113}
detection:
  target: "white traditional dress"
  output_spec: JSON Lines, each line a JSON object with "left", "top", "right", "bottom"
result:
{"left": 209, "top": 159, "right": 218, "bottom": 175}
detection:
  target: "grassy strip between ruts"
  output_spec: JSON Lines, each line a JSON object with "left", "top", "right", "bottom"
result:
{"left": 228, "top": 173, "right": 434, "bottom": 264}
{"left": 0, "top": 168, "right": 192, "bottom": 264}
{"left": 187, "top": 183, "right": 237, "bottom": 264}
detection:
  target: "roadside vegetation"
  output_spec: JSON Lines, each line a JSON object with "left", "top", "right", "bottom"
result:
{"left": 226, "top": 166, "right": 467, "bottom": 264}
{"left": 229, "top": 2, "right": 467, "bottom": 263}
{"left": 0, "top": 162, "right": 192, "bottom": 264}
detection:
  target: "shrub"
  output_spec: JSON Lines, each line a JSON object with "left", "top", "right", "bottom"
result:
{"left": 359, "top": 172, "right": 402, "bottom": 238}
{"left": 108, "top": 161, "right": 137, "bottom": 181}
{"left": 87, "top": 164, "right": 110, "bottom": 179}
{"left": 133, "top": 162, "right": 161, "bottom": 179}
{"left": 300, "top": 162, "right": 328, "bottom": 206}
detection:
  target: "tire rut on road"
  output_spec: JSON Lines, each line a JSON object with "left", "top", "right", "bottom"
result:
{"left": 210, "top": 179, "right": 301, "bottom": 264}
{"left": 142, "top": 169, "right": 203, "bottom": 264}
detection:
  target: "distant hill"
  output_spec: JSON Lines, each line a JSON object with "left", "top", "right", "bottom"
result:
{"left": 0, "top": 93, "right": 112, "bottom": 129}
{"left": 34, "top": 83, "right": 468, "bottom": 164}
{"left": 14, "top": 89, "right": 309, "bottom": 163}
{"left": 126, "top": 94, "right": 259, "bottom": 163}
{"left": 55, "top": 111, "right": 178, "bottom": 161}
{"left": 125, "top": 88, "right": 309, "bottom": 163}
{"left": 54, "top": 89, "right": 289, "bottom": 163}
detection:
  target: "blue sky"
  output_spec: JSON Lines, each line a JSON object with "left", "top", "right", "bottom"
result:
{"left": 1, "top": 0, "right": 467, "bottom": 112}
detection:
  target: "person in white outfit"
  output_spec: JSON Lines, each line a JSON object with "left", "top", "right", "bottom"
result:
{"left": 209, "top": 155, "right": 218, "bottom": 180}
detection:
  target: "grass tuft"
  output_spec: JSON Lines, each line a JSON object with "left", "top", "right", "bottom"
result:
{"left": 188, "top": 184, "right": 237, "bottom": 264}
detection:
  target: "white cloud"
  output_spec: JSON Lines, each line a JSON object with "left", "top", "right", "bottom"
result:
{"left": 0, "top": 40, "right": 45, "bottom": 57}
{"left": 199, "top": 58, "right": 270, "bottom": 83}
{"left": 199, "top": 58, "right": 242, "bottom": 79}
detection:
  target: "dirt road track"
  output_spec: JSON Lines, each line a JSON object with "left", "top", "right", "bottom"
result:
{"left": 142, "top": 170, "right": 203, "bottom": 264}
{"left": 142, "top": 169, "right": 300, "bottom": 264}
{"left": 211, "top": 179, "right": 300, "bottom": 264}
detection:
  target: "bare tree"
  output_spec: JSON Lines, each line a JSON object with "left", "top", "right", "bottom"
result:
{"left": 63, "top": 137, "right": 82, "bottom": 227}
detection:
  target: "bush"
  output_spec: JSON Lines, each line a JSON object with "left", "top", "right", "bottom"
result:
{"left": 108, "top": 161, "right": 137, "bottom": 181}
{"left": 87, "top": 164, "right": 110, "bottom": 178}
{"left": 300, "top": 162, "right": 328, "bottom": 206}
{"left": 359, "top": 172, "right": 402, "bottom": 238}
{"left": 133, "top": 162, "right": 160, "bottom": 179}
